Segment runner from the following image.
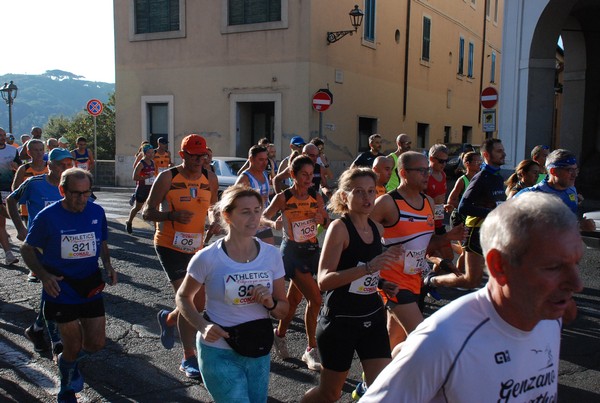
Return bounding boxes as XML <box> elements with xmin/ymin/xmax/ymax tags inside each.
<box><xmin>370</xmin><ymin>151</ymin><xmax>464</xmax><ymax>353</ymax></box>
<box><xmin>425</xmin><ymin>144</ymin><xmax>454</xmax><ymax>261</ymax></box>
<box><xmin>8</xmin><ymin>148</ymin><xmax>74</xmax><ymax>359</ymax></box>
<box><xmin>154</xmin><ymin>137</ymin><xmax>172</xmax><ymax>174</ymax></box>
<box><xmin>263</xmin><ymin>155</ymin><xmax>329</xmax><ymax>371</ymax></box>
<box><xmin>504</xmin><ymin>159</ymin><xmax>541</xmax><ymax>198</ymax></box>
<box><xmin>176</xmin><ymin>185</ymin><xmax>289</xmax><ymax>403</ymax></box>
<box><xmin>71</xmin><ymin>137</ymin><xmax>95</xmax><ymax>171</ymax></box>
<box><xmin>426</xmin><ymin>138</ymin><xmax>506</xmax><ymax>291</ymax></box>
<box><xmin>142</xmin><ymin>134</ymin><xmax>218</xmax><ymax>379</ymax></box>
<box><xmin>236</xmin><ymin>145</ymin><xmax>275</xmax><ymax>244</ymax></box>
<box><xmin>301</xmin><ymin>168</ymin><xmax>403</xmax><ymax>402</ymax></box>
<box><xmin>0</xmin><ymin>127</ymin><xmax>21</xmax><ymax>265</ymax></box>
<box><xmin>20</xmin><ymin>168</ymin><xmax>117</xmax><ymax>403</ymax></box>
<box><xmin>125</xmin><ymin>144</ymin><xmax>156</xmax><ymax>234</ymax></box>
<box><xmin>445</xmin><ymin>151</ymin><xmax>482</xmax><ymax>277</ymax></box>
<box><xmin>372</xmin><ymin>156</ymin><xmax>394</xmax><ymax>197</ymax></box>
<box><xmin>12</xmin><ymin>139</ymin><xmax>48</xmax><ymax>229</ymax></box>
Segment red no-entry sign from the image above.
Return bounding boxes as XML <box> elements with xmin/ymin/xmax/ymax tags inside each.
<box><xmin>312</xmin><ymin>90</ymin><xmax>332</xmax><ymax>112</ymax></box>
<box><xmin>481</xmin><ymin>87</ymin><xmax>499</xmax><ymax>109</ymax></box>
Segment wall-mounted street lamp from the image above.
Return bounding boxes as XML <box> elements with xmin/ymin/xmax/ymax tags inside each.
<box><xmin>326</xmin><ymin>5</ymin><xmax>364</xmax><ymax>44</ymax></box>
<box><xmin>0</xmin><ymin>81</ymin><xmax>18</xmax><ymax>133</ymax></box>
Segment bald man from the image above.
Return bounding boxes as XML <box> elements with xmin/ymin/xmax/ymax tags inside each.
<box><xmin>372</xmin><ymin>156</ymin><xmax>394</xmax><ymax>197</ymax></box>
<box><xmin>386</xmin><ymin>134</ymin><xmax>412</xmax><ymax>192</ymax></box>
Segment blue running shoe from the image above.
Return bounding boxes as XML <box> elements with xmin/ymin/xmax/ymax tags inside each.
<box><xmin>157</xmin><ymin>309</ymin><xmax>175</xmax><ymax>349</ymax></box>
<box><xmin>179</xmin><ymin>356</ymin><xmax>201</xmax><ymax>379</ymax></box>
<box><xmin>70</xmin><ymin>365</ymin><xmax>84</xmax><ymax>393</ymax></box>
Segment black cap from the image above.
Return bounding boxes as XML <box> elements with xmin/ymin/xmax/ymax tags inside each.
<box><xmin>158</xmin><ymin>137</ymin><xmax>168</xmax><ymax>144</ymax></box>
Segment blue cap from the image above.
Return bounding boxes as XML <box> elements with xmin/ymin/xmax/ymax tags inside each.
<box><xmin>290</xmin><ymin>136</ymin><xmax>306</xmax><ymax>147</ymax></box>
<box><xmin>49</xmin><ymin>148</ymin><xmax>73</xmax><ymax>162</ymax></box>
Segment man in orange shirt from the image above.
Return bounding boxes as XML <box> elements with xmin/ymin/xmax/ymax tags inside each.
<box><xmin>143</xmin><ymin>134</ymin><xmax>218</xmax><ymax>379</ymax></box>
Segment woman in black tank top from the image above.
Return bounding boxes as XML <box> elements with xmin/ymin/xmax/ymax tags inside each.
<box><xmin>302</xmin><ymin>168</ymin><xmax>404</xmax><ymax>402</ymax></box>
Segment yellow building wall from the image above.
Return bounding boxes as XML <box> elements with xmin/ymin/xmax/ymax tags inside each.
<box><xmin>114</xmin><ymin>0</ymin><xmax>502</xmax><ymax>184</ymax></box>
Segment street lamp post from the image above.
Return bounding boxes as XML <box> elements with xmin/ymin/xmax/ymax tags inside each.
<box><xmin>0</xmin><ymin>81</ymin><xmax>18</xmax><ymax>133</ymax></box>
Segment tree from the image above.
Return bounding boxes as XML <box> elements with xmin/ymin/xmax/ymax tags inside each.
<box><xmin>44</xmin><ymin>92</ymin><xmax>115</xmax><ymax>159</ymax></box>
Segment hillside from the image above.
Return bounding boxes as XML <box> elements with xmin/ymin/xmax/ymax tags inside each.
<box><xmin>0</xmin><ymin>70</ymin><xmax>114</xmax><ymax>138</ymax></box>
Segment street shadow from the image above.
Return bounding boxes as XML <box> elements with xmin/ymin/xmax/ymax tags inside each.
<box><xmin>558</xmin><ymin>384</ymin><xmax>600</xmax><ymax>403</ymax></box>
<box><xmin>77</xmin><ymin>338</ymin><xmax>212</xmax><ymax>402</ymax></box>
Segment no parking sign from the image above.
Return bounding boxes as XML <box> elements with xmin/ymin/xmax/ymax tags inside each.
<box><xmin>86</xmin><ymin>99</ymin><xmax>103</xmax><ymax>116</ymax></box>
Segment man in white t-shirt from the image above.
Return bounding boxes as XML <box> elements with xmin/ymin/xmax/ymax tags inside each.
<box><xmin>362</xmin><ymin>192</ymin><xmax>583</xmax><ymax>402</ymax></box>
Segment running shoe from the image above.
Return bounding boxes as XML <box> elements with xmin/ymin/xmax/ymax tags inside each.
<box><xmin>27</xmin><ymin>272</ymin><xmax>40</xmax><ymax>283</ymax></box>
<box><xmin>301</xmin><ymin>347</ymin><xmax>322</xmax><ymax>372</ymax></box>
<box><xmin>25</xmin><ymin>325</ymin><xmax>50</xmax><ymax>352</ymax></box>
<box><xmin>157</xmin><ymin>309</ymin><xmax>175</xmax><ymax>349</ymax></box>
<box><xmin>5</xmin><ymin>250</ymin><xmax>18</xmax><ymax>266</ymax></box>
<box><xmin>57</xmin><ymin>390</ymin><xmax>77</xmax><ymax>403</ymax></box>
<box><xmin>352</xmin><ymin>381</ymin><xmax>368</xmax><ymax>400</ymax></box>
<box><xmin>71</xmin><ymin>366</ymin><xmax>84</xmax><ymax>393</ymax></box>
<box><xmin>272</xmin><ymin>328</ymin><xmax>290</xmax><ymax>359</ymax></box>
<box><xmin>423</xmin><ymin>272</ymin><xmax>442</xmax><ymax>301</ymax></box>
<box><xmin>125</xmin><ymin>221</ymin><xmax>133</xmax><ymax>234</ymax></box>
<box><xmin>179</xmin><ymin>356</ymin><xmax>201</xmax><ymax>379</ymax></box>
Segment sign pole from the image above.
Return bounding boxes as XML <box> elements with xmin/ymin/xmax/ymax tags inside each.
<box><xmin>85</xmin><ymin>98</ymin><xmax>104</xmax><ymax>186</ymax></box>
<box><xmin>93</xmin><ymin>115</ymin><xmax>97</xmax><ymax>184</ymax></box>
<box><xmin>319</xmin><ymin>112</ymin><xmax>323</xmax><ymax>139</ymax></box>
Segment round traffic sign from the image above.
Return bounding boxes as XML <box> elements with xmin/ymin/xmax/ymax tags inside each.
<box><xmin>481</xmin><ymin>87</ymin><xmax>499</xmax><ymax>109</ymax></box>
<box><xmin>87</xmin><ymin>99</ymin><xmax>104</xmax><ymax>116</ymax></box>
<box><xmin>312</xmin><ymin>91</ymin><xmax>332</xmax><ymax>112</ymax></box>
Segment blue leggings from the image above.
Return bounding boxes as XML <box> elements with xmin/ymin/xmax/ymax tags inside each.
<box><xmin>198</xmin><ymin>342</ymin><xmax>270</xmax><ymax>403</ymax></box>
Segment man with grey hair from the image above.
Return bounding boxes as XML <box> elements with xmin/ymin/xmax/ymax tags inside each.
<box><xmin>386</xmin><ymin>133</ymin><xmax>412</xmax><ymax>191</ymax></box>
<box><xmin>362</xmin><ymin>192</ymin><xmax>583</xmax><ymax>402</ymax></box>
<box><xmin>351</xmin><ymin>133</ymin><xmax>384</xmax><ymax>168</ymax></box>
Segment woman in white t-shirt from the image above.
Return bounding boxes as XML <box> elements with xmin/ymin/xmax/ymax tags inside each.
<box><xmin>176</xmin><ymin>185</ymin><xmax>288</xmax><ymax>403</ymax></box>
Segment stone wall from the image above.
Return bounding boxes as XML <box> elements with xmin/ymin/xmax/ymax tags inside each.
<box><xmin>95</xmin><ymin>160</ymin><xmax>115</xmax><ymax>186</ymax></box>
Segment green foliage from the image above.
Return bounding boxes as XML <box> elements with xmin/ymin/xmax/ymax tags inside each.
<box><xmin>0</xmin><ymin>70</ymin><xmax>114</xmax><ymax>140</ymax></box>
<box><xmin>45</xmin><ymin>92</ymin><xmax>115</xmax><ymax>159</ymax></box>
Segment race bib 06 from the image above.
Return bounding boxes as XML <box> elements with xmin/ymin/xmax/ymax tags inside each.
<box><xmin>172</xmin><ymin>231</ymin><xmax>202</xmax><ymax>253</ymax></box>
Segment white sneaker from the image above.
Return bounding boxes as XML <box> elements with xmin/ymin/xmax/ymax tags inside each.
<box><xmin>272</xmin><ymin>328</ymin><xmax>290</xmax><ymax>359</ymax></box>
<box><xmin>5</xmin><ymin>251</ymin><xmax>18</xmax><ymax>265</ymax></box>
<box><xmin>302</xmin><ymin>347</ymin><xmax>322</xmax><ymax>371</ymax></box>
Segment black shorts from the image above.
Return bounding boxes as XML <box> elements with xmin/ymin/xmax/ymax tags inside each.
<box><xmin>44</xmin><ymin>298</ymin><xmax>105</xmax><ymax>324</ymax></box>
<box><xmin>280</xmin><ymin>239</ymin><xmax>319</xmax><ymax>279</ymax></box>
<box><xmin>316</xmin><ymin>307</ymin><xmax>391</xmax><ymax>372</ymax></box>
<box><xmin>463</xmin><ymin>226</ymin><xmax>482</xmax><ymax>255</ymax></box>
<box><xmin>385</xmin><ymin>289</ymin><xmax>420</xmax><ymax>309</ymax></box>
<box><xmin>155</xmin><ymin>245</ymin><xmax>194</xmax><ymax>282</ymax></box>
<box><xmin>135</xmin><ymin>185</ymin><xmax>151</xmax><ymax>204</ymax></box>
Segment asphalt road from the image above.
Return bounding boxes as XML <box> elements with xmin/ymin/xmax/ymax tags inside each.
<box><xmin>0</xmin><ymin>190</ymin><xmax>599</xmax><ymax>402</ymax></box>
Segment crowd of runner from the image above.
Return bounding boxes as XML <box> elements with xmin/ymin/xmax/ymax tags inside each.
<box><xmin>4</xmin><ymin>126</ymin><xmax>589</xmax><ymax>402</ymax></box>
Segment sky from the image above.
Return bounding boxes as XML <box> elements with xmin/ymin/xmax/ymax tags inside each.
<box><xmin>0</xmin><ymin>1</ymin><xmax>115</xmax><ymax>83</ymax></box>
